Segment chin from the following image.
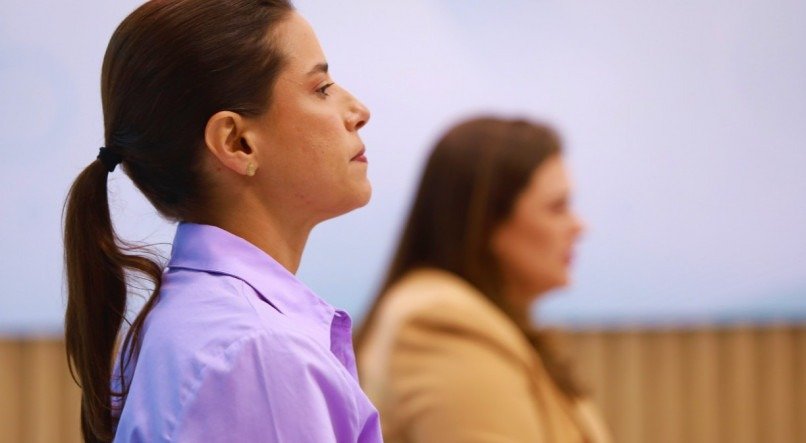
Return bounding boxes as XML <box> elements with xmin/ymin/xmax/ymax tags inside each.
<box><xmin>356</xmin><ymin>181</ymin><xmax>372</xmax><ymax>206</ymax></box>
<box><xmin>542</xmin><ymin>274</ymin><xmax>570</xmax><ymax>293</ymax></box>
<box><xmin>326</xmin><ymin>183</ymin><xmax>372</xmax><ymax>220</ymax></box>
<box><xmin>556</xmin><ymin>272</ymin><xmax>571</xmax><ymax>287</ymax></box>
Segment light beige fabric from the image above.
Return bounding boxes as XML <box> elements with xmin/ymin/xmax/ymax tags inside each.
<box><xmin>358</xmin><ymin>268</ymin><xmax>611</xmax><ymax>443</ymax></box>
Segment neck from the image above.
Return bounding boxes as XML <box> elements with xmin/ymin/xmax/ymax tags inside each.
<box><xmin>501</xmin><ymin>278</ymin><xmax>547</xmax><ymax>325</ymax></box>
<box><xmin>198</xmin><ymin>199</ymin><xmax>316</xmax><ymax>275</ymax></box>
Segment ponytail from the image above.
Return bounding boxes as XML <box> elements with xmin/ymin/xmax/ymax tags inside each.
<box><xmin>63</xmin><ymin>159</ymin><xmax>163</xmax><ymax>442</ymax></box>
<box><xmin>65</xmin><ymin>0</ymin><xmax>295</xmax><ymax>439</ymax></box>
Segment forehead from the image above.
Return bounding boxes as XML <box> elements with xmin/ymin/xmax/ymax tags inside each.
<box><xmin>274</xmin><ymin>12</ymin><xmax>326</xmax><ymax>75</ymax></box>
<box><xmin>527</xmin><ymin>156</ymin><xmax>570</xmax><ymax>198</ymax></box>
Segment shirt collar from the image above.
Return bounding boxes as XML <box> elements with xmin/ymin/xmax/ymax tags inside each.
<box><xmin>167</xmin><ymin>222</ymin><xmax>336</xmax><ymax>339</ymax></box>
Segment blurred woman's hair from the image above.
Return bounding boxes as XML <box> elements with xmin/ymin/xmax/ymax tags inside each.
<box><xmin>356</xmin><ymin>116</ymin><xmax>584</xmax><ymax>398</ymax></box>
<box><xmin>63</xmin><ymin>1</ymin><xmax>293</xmax><ymax>441</ymax></box>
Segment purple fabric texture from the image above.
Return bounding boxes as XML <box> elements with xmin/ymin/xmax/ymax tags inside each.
<box><xmin>112</xmin><ymin>223</ymin><xmax>382</xmax><ymax>442</ymax></box>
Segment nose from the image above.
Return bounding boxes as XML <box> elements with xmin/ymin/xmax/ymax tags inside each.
<box><xmin>346</xmin><ymin>93</ymin><xmax>370</xmax><ymax>132</ymax></box>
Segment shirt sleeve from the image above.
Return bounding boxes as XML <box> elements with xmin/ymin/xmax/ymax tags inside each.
<box><xmin>170</xmin><ymin>331</ymin><xmax>358</xmax><ymax>442</ymax></box>
<box><xmin>389</xmin><ymin>311</ymin><xmax>546</xmax><ymax>443</ymax></box>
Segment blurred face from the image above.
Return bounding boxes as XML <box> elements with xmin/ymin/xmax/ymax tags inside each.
<box><xmin>490</xmin><ymin>156</ymin><xmax>584</xmax><ymax>306</ymax></box>
<box><xmin>248</xmin><ymin>12</ymin><xmax>371</xmax><ymax>224</ymax></box>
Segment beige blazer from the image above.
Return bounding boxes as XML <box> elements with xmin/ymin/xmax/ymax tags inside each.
<box><xmin>358</xmin><ymin>268</ymin><xmax>611</xmax><ymax>443</ymax></box>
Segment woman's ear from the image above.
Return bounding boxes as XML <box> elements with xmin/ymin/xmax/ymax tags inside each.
<box><xmin>204</xmin><ymin>111</ymin><xmax>257</xmax><ymax>176</ymax></box>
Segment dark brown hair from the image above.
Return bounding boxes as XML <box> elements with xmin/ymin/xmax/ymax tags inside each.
<box><xmin>355</xmin><ymin>116</ymin><xmax>584</xmax><ymax>398</ymax></box>
<box><xmin>63</xmin><ymin>1</ymin><xmax>293</xmax><ymax>441</ymax></box>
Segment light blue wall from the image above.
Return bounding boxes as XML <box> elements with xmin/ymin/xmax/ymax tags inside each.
<box><xmin>1</xmin><ymin>0</ymin><xmax>804</xmax><ymax>334</ymax></box>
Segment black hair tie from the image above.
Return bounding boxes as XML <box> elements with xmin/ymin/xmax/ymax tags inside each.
<box><xmin>97</xmin><ymin>147</ymin><xmax>123</xmax><ymax>173</ymax></box>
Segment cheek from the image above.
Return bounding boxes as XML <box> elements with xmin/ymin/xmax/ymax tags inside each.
<box><xmin>496</xmin><ymin>220</ymin><xmax>546</xmax><ymax>269</ymax></box>
<box><xmin>291</xmin><ymin>116</ymin><xmax>348</xmax><ymax>175</ymax></box>
<box><xmin>293</xmin><ymin>105</ymin><xmax>344</xmax><ymax>139</ymax></box>
<box><xmin>271</xmin><ymin>121</ymin><xmax>338</xmax><ymax>176</ymax></box>
<box><xmin>267</xmin><ymin>99</ymin><xmax>342</xmax><ymax>148</ymax></box>
<box><xmin>494</xmin><ymin>216</ymin><xmax>566</xmax><ymax>284</ymax></box>
<box><xmin>519</xmin><ymin>230</ymin><xmax>555</xmax><ymax>273</ymax></box>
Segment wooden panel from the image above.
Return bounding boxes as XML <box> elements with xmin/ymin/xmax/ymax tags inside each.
<box><xmin>644</xmin><ymin>330</ymin><xmax>683</xmax><ymax>443</ymax></box>
<box><xmin>22</xmin><ymin>339</ymin><xmax>65</xmax><ymax>443</ymax></box>
<box><xmin>570</xmin><ymin>331</ymin><xmax>609</xmax><ymax>411</ymax></box>
<box><xmin>63</xmin><ymin>363</ymin><xmax>83</xmax><ymax>443</ymax></box>
<box><xmin>796</xmin><ymin>327</ymin><xmax>806</xmax><ymax>443</ymax></box>
<box><xmin>564</xmin><ymin>325</ymin><xmax>806</xmax><ymax>443</ymax></box>
<box><xmin>758</xmin><ymin>326</ymin><xmax>795</xmax><ymax>443</ymax></box>
<box><xmin>3</xmin><ymin>324</ymin><xmax>805</xmax><ymax>443</ymax></box>
<box><xmin>606</xmin><ymin>330</ymin><xmax>645</xmax><ymax>443</ymax></box>
<box><xmin>684</xmin><ymin>328</ymin><xmax>720</xmax><ymax>443</ymax></box>
<box><xmin>721</xmin><ymin>327</ymin><xmax>759</xmax><ymax>443</ymax></box>
<box><xmin>0</xmin><ymin>340</ymin><xmax>23</xmax><ymax>443</ymax></box>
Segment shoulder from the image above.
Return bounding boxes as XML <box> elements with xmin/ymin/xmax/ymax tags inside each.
<box><xmin>143</xmin><ymin>268</ymin><xmax>289</xmax><ymax>357</ymax></box>
<box><xmin>361</xmin><ymin>270</ymin><xmax>548</xmax><ymax>442</ymax></box>
<box><xmin>172</xmin><ymin>330</ymin><xmax>370</xmax><ymax>441</ymax></box>
<box><xmin>184</xmin><ymin>328</ymin><xmax>348</xmax><ymax>395</ymax></box>
<box><xmin>149</xmin><ymin>266</ymin><xmax>351</xmax><ymax>372</ymax></box>
<box><xmin>118</xmin><ymin>330</ymin><xmax>357</xmax><ymax>442</ymax></box>
<box><xmin>119</xmin><ymin>308</ymin><xmax>352</xmax><ymax>442</ymax></box>
<box><xmin>363</xmin><ymin>268</ymin><xmax>535</xmax><ymax>373</ymax></box>
<box><xmin>388</xmin><ymin>269</ymin><xmax>530</xmax><ymax>354</ymax></box>
<box><xmin>124</xmin><ymin>269</ymin><xmax>341</xmax><ymax>404</ymax></box>
<box><xmin>382</xmin><ymin>269</ymin><xmax>504</xmax><ymax>322</ymax></box>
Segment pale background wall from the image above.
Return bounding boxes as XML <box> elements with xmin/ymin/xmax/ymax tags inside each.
<box><xmin>1</xmin><ymin>0</ymin><xmax>805</xmax><ymax>334</ymax></box>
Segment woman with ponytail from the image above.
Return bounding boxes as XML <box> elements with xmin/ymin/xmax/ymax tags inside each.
<box><xmin>355</xmin><ymin>117</ymin><xmax>611</xmax><ymax>442</ymax></box>
<box><xmin>63</xmin><ymin>1</ymin><xmax>379</xmax><ymax>442</ymax></box>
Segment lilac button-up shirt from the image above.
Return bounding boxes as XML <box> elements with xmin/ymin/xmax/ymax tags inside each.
<box><xmin>113</xmin><ymin>223</ymin><xmax>382</xmax><ymax>442</ymax></box>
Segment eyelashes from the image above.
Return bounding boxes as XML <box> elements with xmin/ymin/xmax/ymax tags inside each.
<box><xmin>316</xmin><ymin>82</ymin><xmax>335</xmax><ymax>97</ymax></box>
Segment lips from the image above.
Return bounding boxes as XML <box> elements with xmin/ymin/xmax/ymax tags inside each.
<box><xmin>351</xmin><ymin>147</ymin><xmax>367</xmax><ymax>163</ymax></box>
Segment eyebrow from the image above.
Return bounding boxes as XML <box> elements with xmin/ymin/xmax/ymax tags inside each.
<box><xmin>307</xmin><ymin>62</ymin><xmax>329</xmax><ymax>76</ymax></box>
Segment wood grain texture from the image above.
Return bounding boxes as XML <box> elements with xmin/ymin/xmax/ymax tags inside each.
<box><xmin>758</xmin><ymin>326</ymin><xmax>795</xmax><ymax>443</ymax></box>
<box><xmin>2</xmin><ymin>324</ymin><xmax>804</xmax><ymax>443</ymax></box>
<box><xmin>23</xmin><ymin>339</ymin><xmax>64</xmax><ymax>443</ymax></box>
<box><xmin>723</xmin><ymin>327</ymin><xmax>759</xmax><ymax>443</ymax></box>
<box><xmin>796</xmin><ymin>327</ymin><xmax>806</xmax><ymax>443</ymax></box>
<box><xmin>0</xmin><ymin>340</ymin><xmax>23</xmax><ymax>443</ymax></box>
<box><xmin>685</xmin><ymin>328</ymin><xmax>720</xmax><ymax>443</ymax></box>
<box><xmin>63</xmin><ymin>363</ymin><xmax>82</xmax><ymax>443</ymax></box>
<box><xmin>648</xmin><ymin>330</ymin><xmax>683</xmax><ymax>443</ymax></box>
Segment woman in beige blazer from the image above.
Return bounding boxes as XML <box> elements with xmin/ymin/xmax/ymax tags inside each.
<box><xmin>355</xmin><ymin>117</ymin><xmax>611</xmax><ymax>443</ymax></box>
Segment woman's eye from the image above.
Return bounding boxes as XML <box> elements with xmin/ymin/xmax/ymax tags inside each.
<box><xmin>316</xmin><ymin>82</ymin><xmax>335</xmax><ymax>97</ymax></box>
